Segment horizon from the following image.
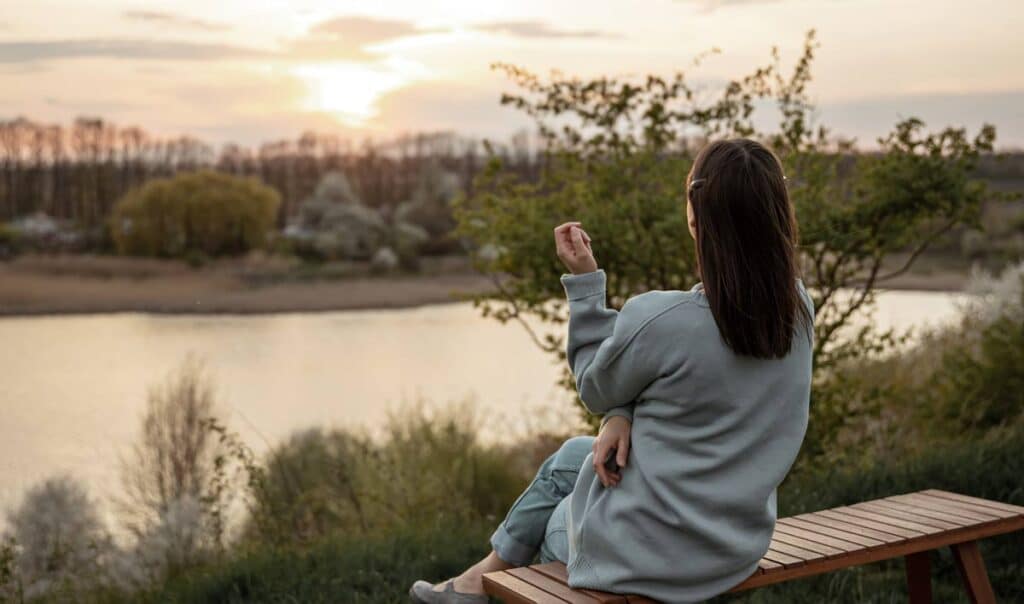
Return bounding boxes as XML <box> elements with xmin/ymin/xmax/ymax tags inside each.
<box><xmin>1</xmin><ymin>0</ymin><xmax>1023</xmax><ymax>149</ymax></box>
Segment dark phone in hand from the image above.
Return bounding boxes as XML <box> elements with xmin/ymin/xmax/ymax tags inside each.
<box><xmin>603</xmin><ymin>448</ymin><xmax>620</xmax><ymax>473</ymax></box>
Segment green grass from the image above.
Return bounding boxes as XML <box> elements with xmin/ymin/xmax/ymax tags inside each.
<box><xmin>132</xmin><ymin>521</ymin><xmax>493</xmax><ymax>604</ymax></box>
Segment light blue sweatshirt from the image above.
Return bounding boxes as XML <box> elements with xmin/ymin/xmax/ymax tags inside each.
<box><xmin>560</xmin><ymin>269</ymin><xmax>813</xmax><ymax>603</ymax></box>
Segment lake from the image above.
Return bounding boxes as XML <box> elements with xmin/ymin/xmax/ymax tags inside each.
<box><xmin>0</xmin><ymin>290</ymin><xmax>966</xmax><ymax>516</ymax></box>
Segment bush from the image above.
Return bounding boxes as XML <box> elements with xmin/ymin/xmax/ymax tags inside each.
<box><xmin>395</xmin><ymin>163</ymin><xmax>461</xmax><ymax>254</ymax></box>
<box><xmin>0</xmin><ymin>222</ymin><xmax>18</xmax><ymax>259</ymax></box>
<box><xmin>248</xmin><ymin>403</ymin><xmax>531</xmax><ymax>546</ymax></box>
<box><xmin>922</xmin><ymin>262</ymin><xmax>1024</xmax><ymax>435</ymax></box>
<box><xmin>109</xmin><ymin>170</ymin><xmax>280</xmax><ymax>258</ymax></box>
<box><xmin>287</xmin><ymin>170</ymin><xmax>430</xmax><ymax>267</ymax></box>
<box><xmin>139</xmin><ymin>521</ymin><xmax>494</xmax><ymax>604</ymax></box>
<box><xmin>116</xmin><ymin>357</ymin><xmax>245</xmax><ymax>589</ymax></box>
<box><xmin>2</xmin><ymin>475</ymin><xmax>113</xmax><ymax>600</ymax></box>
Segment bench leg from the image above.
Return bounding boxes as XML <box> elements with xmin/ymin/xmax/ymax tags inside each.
<box><xmin>951</xmin><ymin>541</ymin><xmax>996</xmax><ymax>604</ymax></box>
<box><xmin>905</xmin><ymin>551</ymin><xmax>932</xmax><ymax>604</ymax></box>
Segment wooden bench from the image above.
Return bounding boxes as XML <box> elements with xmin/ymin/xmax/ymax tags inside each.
<box><xmin>483</xmin><ymin>489</ymin><xmax>1024</xmax><ymax>604</ymax></box>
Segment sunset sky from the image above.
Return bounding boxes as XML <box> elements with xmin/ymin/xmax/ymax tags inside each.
<box><xmin>2</xmin><ymin>0</ymin><xmax>1022</xmax><ymax>148</ymax></box>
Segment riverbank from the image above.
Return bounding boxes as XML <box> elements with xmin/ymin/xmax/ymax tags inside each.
<box><xmin>0</xmin><ymin>253</ymin><xmax>971</xmax><ymax>316</ymax></box>
<box><xmin>0</xmin><ymin>254</ymin><xmax>496</xmax><ymax>316</ymax></box>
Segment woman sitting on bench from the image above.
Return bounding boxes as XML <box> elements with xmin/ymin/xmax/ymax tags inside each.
<box><xmin>410</xmin><ymin>138</ymin><xmax>815</xmax><ymax>604</ymax></box>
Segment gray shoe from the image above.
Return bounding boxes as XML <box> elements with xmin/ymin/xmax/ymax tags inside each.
<box><xmin>409</xmin><ymin>579</ymin><xmax>489</xmax><ymax>603</ymax></box>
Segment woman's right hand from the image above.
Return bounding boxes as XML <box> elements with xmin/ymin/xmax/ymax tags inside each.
<box><xmin>554</xmin><ymin>222</ymin><xmax>598</xmax><ymax>275</ymax></box>
<box><xmin>592</xmin><ymin>415</ymin><xmax>631</xmax><ymax>488</ymax></box>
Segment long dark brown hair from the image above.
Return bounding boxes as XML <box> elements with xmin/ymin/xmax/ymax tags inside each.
<box><xmin>687</xmin><ymin>139</ymin><xmax>812</xmax><ymax>359</ymax></box>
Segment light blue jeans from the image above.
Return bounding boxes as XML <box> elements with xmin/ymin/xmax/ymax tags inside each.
<box><xmin>489</xmin><ymin>435</ymin><xmax>595</xmax><ymax>566</ymax></box>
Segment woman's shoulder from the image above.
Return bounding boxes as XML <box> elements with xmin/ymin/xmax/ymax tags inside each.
<box><xmin>620</xmin><ymin>288</ymin><xmax>705</xmax><ymax>330</ymax></box>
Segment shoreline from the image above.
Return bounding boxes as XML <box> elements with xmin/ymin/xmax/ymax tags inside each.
<box><xmin>0</xmin><ymin>254</ymin><xmax>970</xmax><ymax>318</ymax></box>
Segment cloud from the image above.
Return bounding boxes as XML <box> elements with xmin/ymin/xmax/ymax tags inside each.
<box><xmin>122</xmin><ymin>10</ymin><xmax>229</xmax><ymax>32</ymax></box>
<box><xmin>0</xmin><ymin>16</ymin><xmax>435</xmax><ymax>65</ymax></box>
<box><xmin>288</xmin><ymin>16</ymin><xmax>443</xmax><ymax>61</ymax></box>
<box><xmin>473</xmin><ymin>20</ymin><xmax>615</xmax><ymax>39</ymax></box>
<box><xmin>372</xmin><ymin>79</ymin><xmax>532</xmax><ymax>138</ymax></box>
<box><xmin>0</xmin><ymin>39</ymin><xmax>271</xmax><ymax>63</ymax></box>
<box><xmin>0</xmin><ymin>15</ymin><xmax>615</xmax><ymax>67</ymax></box>
<box><xmin>676</xmin><ymin>0</ymin><xmax>784</xmax><ymax>13</ymax></box>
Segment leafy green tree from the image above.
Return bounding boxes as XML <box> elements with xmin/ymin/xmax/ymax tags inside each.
<box><xmin>110</xmin><ymin>170</ymin><xmax>280</xmax><ymax>258</ymax></box>
<box><xmin>454</xmin><ymin>32</ymin><xmax>997</xmax><ymax>455</ymax></box>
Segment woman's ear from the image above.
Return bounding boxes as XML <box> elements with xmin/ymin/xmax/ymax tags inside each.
<box><xmin>686</xmin><ymin>200</ymin><xmax>697</xmax><ymax>240</ymax></box>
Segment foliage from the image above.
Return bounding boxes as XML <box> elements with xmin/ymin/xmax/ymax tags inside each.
<box><xmin>454</xmin><ymin>32</ymin><xmax>998</xmax><ymax>442</ymax></box>
<box><xmin>52</xmin><ymin>422</ymin><xmax>1024</xmax><ymax>603</ymax></box>
<box><xmin>2</xmin><ymin>475</ymin><xmax>113</xmax><ymax>600</ymax></box>
<box><xmin>920</xmin><ymin>262</ymin><xmax>1024</xmax><ymax>436</ymax></box>
<box><xmin>0</xmin><ymin>221</ymin><xmax>17</xmax><ymax>259</ymax></box>
<box><xmin>135</xmin><ymin>521</ymin><xmax>494</xmax><ymax>604</ymax></box>
<box><xmin>116</xmin><ymin>356</ymin><xmax>240</xmax><ymax>586</ymax></box>
<box><xmin>109</xmin><ymin>170</ymin><xmax>280</xmax><ymax>258</ymax></box>
<box><xmin>789</xmin><ymin>261</ymin><xmax>1024</xmax><ymax>469</ymax></box>
<box><xmin>287</xmin><ymin>170</ymin><xmax>428</xmax><ymax>268</ymax></box>
<box><xmin>395</xmin><ymin>162</ymin><xmax>462</xmax><ymax>254</ymax></box>
<box><xmin>246</xmin><ymin>403</ymin><xmax>532</xmax><ymax>546</ymax></box>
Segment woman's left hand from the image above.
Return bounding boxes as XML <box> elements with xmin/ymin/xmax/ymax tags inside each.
<box><xmin>592</xmin><ymin>415</ymin><xmax>630</xmax><ymax>488</ymax></box>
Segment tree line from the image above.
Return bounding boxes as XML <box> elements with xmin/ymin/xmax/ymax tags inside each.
<box><xmin>2</xmin><ymin>116</ymin><xmax>1020</xmax><ymax>233</ymax></box>
<box><xmin>0</xmin><ymin>117</ymin><xmax>541</xmax><ymax>228</ymax></box>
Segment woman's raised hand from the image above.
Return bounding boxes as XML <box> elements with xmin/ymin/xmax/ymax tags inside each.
<box><xmin>553</xmin><ymin>222</ymin><xmax>598</xmax><ymax>275</ymax></box>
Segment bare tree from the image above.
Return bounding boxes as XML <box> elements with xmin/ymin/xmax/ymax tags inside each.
<box><xmin>118</xmin><ymin>355</ymin><xmax>222</xmax><ymax>543</ymax></box>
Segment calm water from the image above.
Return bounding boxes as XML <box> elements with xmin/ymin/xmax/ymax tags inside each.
<box><xmin>0</xmin><ymin>291</ymin><xmax>965</xmax><ymax>514</ymax></box>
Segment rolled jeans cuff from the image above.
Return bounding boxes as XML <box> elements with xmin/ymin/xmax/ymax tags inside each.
<box><xmin>490</xmin><ymin>522</ymin><xmax>537</xmax><ymax>567</ymax></box>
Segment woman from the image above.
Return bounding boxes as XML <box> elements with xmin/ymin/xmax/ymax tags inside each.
<box><xmin>411</xmin><ymin>138</ymin><xmax>814</xmax><ymax>603</ymax></box>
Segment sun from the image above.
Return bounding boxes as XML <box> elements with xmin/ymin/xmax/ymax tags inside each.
<box><xmin>293</xmin><ymin>62</ymin><xmax>408</xmax><ymax>126</ymax></box>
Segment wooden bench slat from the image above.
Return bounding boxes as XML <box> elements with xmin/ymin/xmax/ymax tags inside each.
<box><xmin>531</xmin><ymin>562</ymin><xmax>628</xmax><ymax>603</ymax></box>
<box><xmin>830</xmin><ymin>507</ymin><xmax>939</xmax><ymax>536</ymax></box>
<box><xmin>905</xmin><ymin>492</ymin><xmax>1019</xmax><ymax>520</ymax></box>
<box><xmin>813</xmin><ymin>509</ymin><xmax>924</xmax><ymax>539</ymax></box>
<box><xmin>768</xmin><ymin>539</ymin><xmax>829</xmax><ymax>562</ymax></box>
<box><xmin>780</xmin><ymin>516</ymin><xmax>891</xmax><ymax>547</ymax></box>
<box><xmin>892</xmin><ymin>495</ymin><xmax>1003</xmax><ymax>524</ymax></box>
<box><xmin>773</xmin><ymin>522</ymin><xmax>869</xmax><ymax>552</ymax></box>
<box><xmin>757</xmin><ymin>558</ymin><xmax>783</xmax><ymax>572</ymax></box>
<box><xmin>855</xmin><ymin>501</ymin><xmax>964</xmax><ymax>530</ymax></box>
<box><xmin>923</xmin><ymin>489</ymin><xmax>1024</xmax><ymax>516</ymax></box>
<box><xmin>761</xmin><ymin>549</ymin><xmax>806</xmax><ymax>567</ymax></box>
<box><xmin>771</xmin><ymin>530</ymin><xmax>847</xmax><ymax>557</ymax></box>
<box><xmin>484</xmin><ymin>570</ymin><xmax>570</xmax><ymax>603</ymax></box>
<box><xmin>508</xmin><ymin>567</ymin><xmax>602</xmax><ymax>603</ymax></box>
<box><xmin>878</xmin><ymin>497</ymin><xmax>997</xmax><ymax>526</ymax></box>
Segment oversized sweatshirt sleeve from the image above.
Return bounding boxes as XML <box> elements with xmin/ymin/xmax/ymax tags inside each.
<box><xmin>560</xmin><ymin>269</ymin><xmax>665</xmax><ymax>416</ymax></box>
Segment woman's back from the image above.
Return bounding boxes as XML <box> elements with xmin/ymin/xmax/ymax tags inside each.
<box><xmin>561</xmin><ymin>271</ymin><xmax>814</xmax><ymax>602</ymax></box>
